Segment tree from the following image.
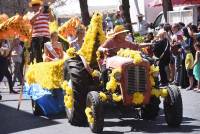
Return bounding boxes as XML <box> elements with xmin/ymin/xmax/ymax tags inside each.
<box><xmin>79</xmin><ymin>0</ymin><xmax>90</xmax><ymax>26</ymax></box>
<box><xmin>121</xmin><ymin>0</ymin><xmax>134</xmax><ymax>40</ymax></box>
<box><xmin>162</xmin><ymin>0</ymin><xmax>173</xmax><ymax>22</ymax></box>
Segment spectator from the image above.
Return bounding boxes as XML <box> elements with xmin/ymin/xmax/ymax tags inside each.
<box><xmin>192</xmin><ymin>42</ymin><xmax>200</xmax><ymax>92</ymax></box>
<box><xmin>11</xmin><ymin>38</ymin><xmax>23</xmax><ymax>86</ymax></box>
<box><xmin>171</xmin><ymin>23</ymin><xmax>184</xmax><ymax>86</ymax></box>
<box><xmin>142</xmin><ymin>31</ymin><xmax>170</xmax><ymax>87</ymax></box>
<box><xmin>185</xmin><ymin>45</ymin><xmax>194</xmax><ymax>90</ymax></box>
<box><xmin>137</xmin><ymin>14</ymin><xmax>149</xmax><ymax>36</ymax></box>
<box><xmin>29</xmin><ymin>0</ymin><xmax>55</xmax><ymax>63</ymax></box>
<box><xmin>105</xmin><ymin>15</ymin><xmax>114</xmax><ymax>32</ymax></box>
<box><xmin>0</xmin><ymin>40</ymin><xmax>17</xmax><ymax>94</ymax></box>
<box><xmin>43</xmin><ymin>32</ymin><xmax>63</xmax><ymax>62</ymax></box>
<box><xmin>114</xmin><ymin>11</ymin><xmax>124</xmax><ymax>26</ymax></box>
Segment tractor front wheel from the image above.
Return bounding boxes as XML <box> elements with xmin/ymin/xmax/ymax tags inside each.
<box><xmin>164</xmin><ymin>85</ymin><xmax>183</xmax><ymax>127</ymax></box>
<box><xmin>86</xmin><ymin>91</ymin><xmax>104</xmax><ymax>133</ymax></box>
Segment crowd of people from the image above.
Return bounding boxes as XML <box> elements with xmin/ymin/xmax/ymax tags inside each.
<box><xmin>1</xmin><ymin>0</ymin><xmax>200</xmax><ymax>101</ymax></box>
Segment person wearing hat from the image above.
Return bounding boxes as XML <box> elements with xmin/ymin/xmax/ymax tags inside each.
<box><xmin>29</xmin><ymin>0</ymin><xmax>55</xmax><ymax>63</ymax></box>
<box><xmin>137</xmin><ymin>14</ymin><xmax>150</xmax><ymax>36</ymax></box>
<box><xmin>98</xmin><ymin>25</ymin><xmax>139</xmax><ymax>90</ymax></box>
<box><xmin>99</xmin><ymin>25</ymin><xmax>138</xmax><ymax>56</ymax></box>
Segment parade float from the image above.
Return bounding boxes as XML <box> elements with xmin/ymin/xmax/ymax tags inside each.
<box><xmin>25</xmin><ymin>12</ymin><xmax>183</xmax><ymax>133</ymax></box>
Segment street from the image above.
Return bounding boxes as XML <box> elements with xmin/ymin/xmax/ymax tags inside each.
<box><xmin>0</xmin><ymin>82</ymin><xmax>200</xmax><ymax>134</ymax></box>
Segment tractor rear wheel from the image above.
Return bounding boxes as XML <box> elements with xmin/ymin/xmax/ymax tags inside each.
<box><xmin>86</xmin><ymin>91</ymin><xmax>104</xmax><ymax>133</ymax></box>
<box><xmin>64</xmin><ymin>56</ymin><xmax>94</xmax><ymax>126</ymax></box>
<box><xmin>142</xmin><ymin>96</ymin><xmax>160</xmax><ymax>120</ymax></box>
<box><xmin>164</xmin><ymin>85</ymin><xmax>182</xmax><ymax>127</ymax></box>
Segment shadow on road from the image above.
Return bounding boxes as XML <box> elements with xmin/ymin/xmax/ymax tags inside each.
<box><xmin>0</xmin><ymin>103</ymin><xmax>60</xmax><ymax>134</ymax></box>
<box><xmin>103</xmin><ymin>108</ymin><xmax>200</xmax><ymax>133</ymax></box>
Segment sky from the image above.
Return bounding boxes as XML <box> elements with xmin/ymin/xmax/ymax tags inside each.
<box><xmin>53</xmin><ymin>0</ymin><xmax>121</xmax><ymax>17</ymax></box>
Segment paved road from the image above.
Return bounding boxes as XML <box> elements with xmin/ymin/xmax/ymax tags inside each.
<box><xmin>0</xmin><ymin>82</ymin><xmax>200</xmax><ymax>134</ymax></box>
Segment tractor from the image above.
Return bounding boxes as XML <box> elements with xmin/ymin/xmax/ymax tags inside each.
<box><xmin>63</xmin><ymin>47</ymin><xmax>183</xmax><ymax>133</ymax></box>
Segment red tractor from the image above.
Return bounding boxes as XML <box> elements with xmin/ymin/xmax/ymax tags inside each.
<box><xmin>63</xmin><ymin>49</ymin><xmax>183</xmax><ymax>133</ymax></box>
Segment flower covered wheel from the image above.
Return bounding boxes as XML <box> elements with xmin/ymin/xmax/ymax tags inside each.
<box><xmin>86</xmin><ymin>91</ymin><xmax>104</xmax><ymax>133</ymax></box>
<box><xmin>164</xmin><ymin>85</ymin><xmax>183</xmax><ymax>127</ymax></box>
<box><xmin>64</xmin><ymin>56</ymin><xmax>94</xmax><ymax>126</ymax></box>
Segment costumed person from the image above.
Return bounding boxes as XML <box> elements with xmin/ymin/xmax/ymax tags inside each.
<box><xmin>185</xmin><ymin>45</ymin><xmax>194</xmax><ymax>90</ymax></box>
<box><xmin>0</xmin><ymin>40</ymin><xmax>18</xmax><ymax>94</ymax></box>
<box><xmin>43</xmin><ymin>32</ymin><xmax>64</xmax><ymax>62</ymax></box>
<box><xmin>68</xmin><ymin>26</ymin><xmax>85</xmax><ymax>51</ymax></box>
<box><xmin>137</xmin><ymin>14</ymin><xmax>150</xmax><ymax>36</ymax></box>
<box><xmin>11</xmin><ymin>38</ymin><xmax>23</xmax><ymax>86</ymax></box>
<box><xmin>98</xmin><ymin>25</ymin><xmax>139</xmax><ymax>90</ymax></box>
<box><xmin>192</xmin><ymin>42</ymin><xmax>200</xmax><ymax>92</ymax></box>
<box><xmin>28</xmin><ymin>0</ymin><xmax>55</xmax><ymax>63</ymax></box>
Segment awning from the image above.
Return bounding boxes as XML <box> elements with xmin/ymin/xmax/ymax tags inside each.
<box><xmin>148</xmin><ymin>0</ymin><xmax>200</xmax><ymax>7</ymax></box>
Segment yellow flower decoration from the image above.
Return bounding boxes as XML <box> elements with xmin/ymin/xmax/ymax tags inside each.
<box><xmin>117</xmin><ymin>48</ymin><xmax>143</xmax><ymax>64</ymax></box>
<box><xmin>132</xmin><ymin>92</ymin><xmax>144</xmax><ymax>105</ymax></box>
<box><xmin>91</xmin><ymin>70</ymin><xmax>101</xmax><ymax>78</ymax></box>
<box><xmin>25</xmin><ymin>59</ymin><xmax>65</xmax><ymax>89</ymax></box>
<box><xmin>67</xmin><ymin>47</ymin><xmax>77</xmax><ymax>58</ymax></box>
<box><xmin>78</xmin><ymin>12</ymin><xmax>106</xmax><ymax>68</ymax></box>
<box><xmin>112</xmin><ymin>93</ymin><xmax>122</xmax><ymax>102</ymax></box>
<box><xmin>99</xmin><ymin>92</ymin><xmax>107</xmax><ymax>102</ymax></box>
<box><xmin>151</xmin><ymin>88</ymin><xmax>160</xmax><ymax>97</ymax></box>
<box><xmin>106</xmin><ymin>77</ymin><xmax>118</xmax><ymax>93</ymax></box>
<box><xmin>160</xmin><ymin>88</ymin><xmax>168</xmax><ymax>97</ymax></box>
<box><xmin>150</xmin><ymin>65</ymin><xmax>159</xmax><ymax>76</ymax></box>
<box><xmin>150</xmin><ymin>75</ymin><xmax>155</xmax><ymax>87</ymax></box>
<box><xmin>85</xmin><ymin>107</ymin><xmax>94</xmax><ymax>124</ymax></box>
<box><xmin>64</xmin><ymin>95</ymin><xmax>74</xmax><ymax>109</ymax></box>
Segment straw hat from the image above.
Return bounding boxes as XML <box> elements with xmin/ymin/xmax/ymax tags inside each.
<box><xmin>29</xmin><ymin>0</ymin><xmax>43</xmax><ymax>7</ymax></box>
<box><xmin>109</xmin><ymin>25</ymin><xmax>129</xmax><ymax>37</ymax></box>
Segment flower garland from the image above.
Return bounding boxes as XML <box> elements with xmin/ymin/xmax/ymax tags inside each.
<box><xmin>132</xmin><ymin>92</ymin><xmax>144</xmax><ymax>105</ymax></box>
<box><xmin>25</xmin><ymin>59</ymin><xmax>65</xmax><ymax>89</ymax></box>
<box><xmin>78</xmin><ymin>12</ymin><xmax>106</xmax><ymax>68</ymax></box>
<box><xmin>149</xmin><ymin>65</ymin><xmax>159</xmax><ymax>87</ymax></box>
<box><xmin>62</xmin><ymin>81</ymin><xmax>74</xmax><ymax>109</ymax></box>
<box><xmin>106</xmin><ymin>69</ymin><xmax>121</xmax><ymax>93</ymax></box>
<box><xmin>117</xmin><ymin>48</ymin><xmax>143</xmax><ymax>64</ymax></box>
<box><xmin>151</xmin><ymin>88</ymin><xmax>168</xmax><ymax>98</ymax></box>
<box><xmin>85</xmin><ymin>107</ymin><xmax>94</xmax><ymax>124</ymax></box>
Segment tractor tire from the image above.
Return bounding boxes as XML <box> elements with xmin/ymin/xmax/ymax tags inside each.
<box><xmin>86</xmin><ymin>91</ymin><xmax>104</xmax><ymax>133</ymax></box>
<box><xmin>64</xmin><ymin>56</ymin><xmax>94</xmax><ymax>126</ymax></box>
<box><xmin>142</xmin><ymin>96</ymin><xmax>160</xmax><ymax>120</ymax></box>
<box><xmin>164</xmin><ymin>85</ymin><xmax>183</xmax><ymax>127</ymax></box>
<box><xmin>31</xmin><ymin>99</ymin><xmax>43</xmax><ymax>116</ymax></box>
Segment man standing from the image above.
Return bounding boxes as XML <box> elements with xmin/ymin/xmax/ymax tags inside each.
<box><xmin>137</xmin><ymin>14</ymin><xmax>149</xmax><ymax>36</ymax></box>
<box><xmin>29</xmin><ymin>0</ymin><xmax>54</xmax><ymax>63</ymax></box>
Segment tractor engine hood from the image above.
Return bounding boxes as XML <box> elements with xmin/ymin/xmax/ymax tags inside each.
<box><xmin>106</xmin><ymin>56</ymin><xmax>135</xmax><ymax>69</ymax></box>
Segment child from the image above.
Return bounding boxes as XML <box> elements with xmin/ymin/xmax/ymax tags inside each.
<box><xmin>185</xmin><ymin>46</ymin><xmax>194</xmax><ymax>90</ymax></box>
<box><xmin>192</xmin><ymin>42</ymin><xmax>200</xmax><ymax>91</ymax></box>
